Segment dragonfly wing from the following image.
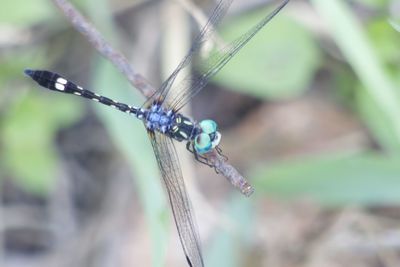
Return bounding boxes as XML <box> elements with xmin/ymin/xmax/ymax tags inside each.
<box><xmin>141</xmin><ymin>0</ymin><xmax>233</xmax><ymax>109</ymax></box>
<box><xmin>167</xmin><ymin>0</ymin><xmax>290</xmax><ymax>111</ymax></box>
<box><xmin>147</xmin><ymin>131</ymin><xmax>204</xmax><ymax>267</ymax></box>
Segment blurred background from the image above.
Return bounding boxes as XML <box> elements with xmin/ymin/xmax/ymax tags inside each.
<box><xmin>1</xmin><ymin>0</ymin><xmax>400</xmax><ymax>266</ymax></box>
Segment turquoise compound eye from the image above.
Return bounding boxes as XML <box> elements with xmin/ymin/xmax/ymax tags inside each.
<box><xmin>199</xmin><ymin>119</ymin><xmax>217</xmax><ymax>134</ymax></box>
<box><xmin>194</xmin><ymin>133</ymin><xmax>212</xmax><ymax>154</ymax></box>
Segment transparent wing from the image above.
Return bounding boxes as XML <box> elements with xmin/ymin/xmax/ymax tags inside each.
<box><xmin>167</xmin><ymin>0</ymin><xmax>290</xmax><ymax>111</ymax></box>
<box><xmin>141</xmin><ymin>0</ymin><xmax>233</xmax><ymax>108</ymax></box>
<box><xmin>147</xmin><ymin>131</ymin><xmax>203</xmax><ymax>267</ymax></box>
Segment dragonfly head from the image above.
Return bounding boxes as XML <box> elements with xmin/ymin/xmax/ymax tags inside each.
<box><xmin>194</xmin><ymin>119</ymin><xmax>221</xmax><ymax>154</ymax></box>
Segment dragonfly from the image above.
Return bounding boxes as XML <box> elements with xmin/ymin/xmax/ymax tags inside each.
<box><xmin>24</xmin><ymin>0</ymin><xmax>289</xmax><ymax>266</ymax></box>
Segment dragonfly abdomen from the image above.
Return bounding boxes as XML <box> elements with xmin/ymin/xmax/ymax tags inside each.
<box><xmin>24</xmin><ymin>69</ymin><xmax>139</xmax><ymax>115</ymax></box>
<box><xmin>25</xmin><ymin>69</ymin><xmax>221</xmax><ymax>155</ymax></box>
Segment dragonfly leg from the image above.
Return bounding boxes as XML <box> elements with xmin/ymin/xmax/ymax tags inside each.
<box><xmin>186</xmin><ymin>142</ymin><xmax>214</xmax><ymax>168</ymax></box>
<box><xmin>215</xmin><ymin>146</ymin><xmax>228</xmax><ymax>161</ymax></box>
<box><xmin>186</xmin><ymin>141</ymin><xmax>195</xmax><ymax>153</ymax></box>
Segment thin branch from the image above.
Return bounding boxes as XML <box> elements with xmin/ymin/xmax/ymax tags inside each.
<box><xmin>51</xmin><ymin>0</ymin><xmax>154</xmax><ymax>99</ymax></box>
<box><xmin>50</xmin><ymin>0</ymin><xmax>254</xmax><ymax>196</ymax></box>
<box><xmin>208</xmin><ymin>151</ymin><xmax>254</xmax><ymax>197</ymax></box>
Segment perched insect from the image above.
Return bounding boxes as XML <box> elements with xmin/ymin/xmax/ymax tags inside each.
<box><xmin>25</xmin><ymin>0</ymin><xmax>289</xmax><ymax>266</ymax></box>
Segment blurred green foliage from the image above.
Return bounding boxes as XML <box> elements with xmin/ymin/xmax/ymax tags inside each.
<box><xmin>354</xmin><ymin>0</ymin><xmax>388</xmax><ymax>8</ymax></box>
<box><xmin>313</xmin><ymin>0</ymin><xmax>400</xmax><ymax>148</ymax></box>
<box><xmin>206</xmin><ymin>195</ymin><xmax>255</xmax><ymax>267</ymax></box>
<box><xmin>208</xmin><ymin>0</ymin><xmax>400</xmax><ymax>209</ymax></box>
<box><xmin>2</xmin><ymin>0</ymin><xmax>400</xmax><ymax>266</ymax></box>
<box><xmin>389</xmin><ymin>20</ymin><xmax>400</xmax><ymax>32</ymax></box>
<box><xmin>253</xmin><ymin>152</ymin><xmax>400</xmax><ymax>205</ymax></box>
<box><xmin>1</xmin><ymin>91</ymin><xmax>82</xmax><ymax>192</ymax></box>
<box><xmin>0</xmin><ymin>51</ymin><xmax>83</xmax><ymax>193</ymax></box>
<box><xmin>0</xmin><ymin>0</ymin><xmax>53</xmax><ymax>26</ymax></box>
<box><xmin>214</xmin><ymin>8</ymin><xmax>321</xmax><ymax>99</ymax></box>
<box><xmin>6</xmin><ymin>0</ymin><xmax>400</xmax><ymax>203</ymax></box>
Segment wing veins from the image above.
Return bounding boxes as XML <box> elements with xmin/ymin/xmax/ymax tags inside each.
<box><xmin>148</xmin><ymin>131</ymin><xmax>204</xmax><ymax>267</ymax></box>
<box><xmin>169</xmin><ymin>0</ymin><xmax>290</xmax><ymax>111</ymax></box>
<box><xmin>142</xmin><ymin>0</ymin><xmax>233</xmax><ymax>108</ymax></box>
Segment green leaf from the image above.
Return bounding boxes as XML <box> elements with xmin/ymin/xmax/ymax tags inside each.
<box><xmin>310</xmin><ymin>0</ymin><xmax>400</xmax><ymax>150</ymax></box>
<box><xmin>367</xmin><ymin>19</ymin><xmax>400</xmax><ymax>64</ymax></box>
<box><xmin>389</xmin><ymin>19</ymin><xmax>400</xmax><ymax>33</ymax></box>
<box><xmin>206</xmin><ymin>195</ymin><xmax>255</xmax><ymax>267</ymax></box>
<box><xmin>252</xmin><ymin>152</ymin><xmax>400</xmax><ymax>206</ymax></box>
<box><xmin>0</xmin><ymin>0</ymin><xmax>53</xmax><ymax>26</ymax></box>
<box><xmin>209</xmin><ymin>9</ymin><xmax>321</xmax><ymax>99</ymax></box>
<box><xmin>1</xmin><ymin>92</ymin><xmax>82</xmax><ymax>193</ymax></box>
<box><xmin>356</xmin><ymin>83</ymin><xmax>400</xmax><ymax>152</ymax></box>
<box><xmin>0</xmin><ymin>50</ymin><xmax>47</xmax><ymax>85</ymax></box>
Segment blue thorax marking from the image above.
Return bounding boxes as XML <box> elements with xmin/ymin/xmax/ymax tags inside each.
<box><xmin>140</xmin><ymin>103</ymin><xmax>221</xmax><ymax>153</ymax></box>
<box><xmin>144</xmin><ymin>104</ymin><xmax>175</xmax><ymax>133</ymax></box>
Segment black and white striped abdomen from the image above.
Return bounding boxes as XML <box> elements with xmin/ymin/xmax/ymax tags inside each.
<box><xmin>24</xmin><ymin>69</ymin><xmax>89</xmax><ymax>96</ymax></box>
<box><xmin>24</xmin><ymin>69</ymin><xmax>138</xmax><ymax>114</ymax></box>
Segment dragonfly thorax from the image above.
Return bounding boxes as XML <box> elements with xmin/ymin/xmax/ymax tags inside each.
<box><xmin>142</xmin><ymin>103</ymin><xmax>175</xmax><ymax>133</ymax></box>
<box><xmin>169</xmin><ymin>113</ymin><xmax>199</xmax><ymax>142</ymax></box>
<box><xmin>140</xmin><ymin>103</ymin><xmax>221</xmax><ymax>154</ymax></box>
<box><xmin>140</xmin><ymin>103</ymin><xmax>198</xmax><ymax>140</ymax></box>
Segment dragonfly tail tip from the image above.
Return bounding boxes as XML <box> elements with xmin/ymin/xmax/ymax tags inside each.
<box><xmin>24</xmin><ymin>69</ymin><xmax>34</xmax><ymax>77</ymax></box>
